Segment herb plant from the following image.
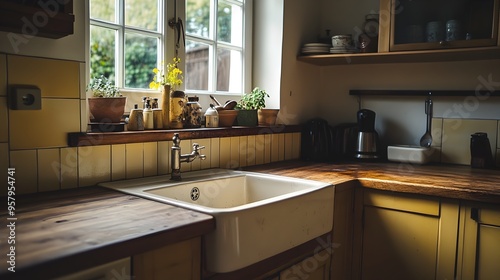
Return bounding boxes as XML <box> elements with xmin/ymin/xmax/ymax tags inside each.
<box><xmin>87</xmin><ymin>75</ymin><xmax>121</xmax><ymax>97</ymax></box>
<box><xmin>237</xmin><ymin>87</ymin><xmax>270</xmax><ymax>110</ymax></box>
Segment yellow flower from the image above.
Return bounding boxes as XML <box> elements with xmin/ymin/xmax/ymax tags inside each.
<box><xmin>149</xmin><ymin>57</ymin><xmax>183</xmax><ymax>90</ymax></box>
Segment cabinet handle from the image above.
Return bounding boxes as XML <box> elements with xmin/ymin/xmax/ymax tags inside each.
<box><xmin>471</xmin><ymin>207</ymin><xmax>479</xmax><ymax>222</ymax></box>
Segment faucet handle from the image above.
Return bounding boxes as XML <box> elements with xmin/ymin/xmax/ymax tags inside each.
<box><xmin>193</xmin><ymin>143</ymin><xmax>205</xmax><ymax>151</ymax></box>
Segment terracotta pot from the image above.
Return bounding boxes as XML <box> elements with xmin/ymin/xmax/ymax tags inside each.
<box><xmin>88</xmin><ymin>97</ymin><xmax>127</xmax><ymax>123</ymax></box>
<box><xmin>258</xmin><ymin>109</ymin><xmax>279</xmax><ymax>126</ymax></box>
<box><xmin>218</xmin><ymin>110</ymin><xmax>238</xmax><ymax>127</ymax></box>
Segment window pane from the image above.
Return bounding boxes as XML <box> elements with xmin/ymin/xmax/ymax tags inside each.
<box><xmin>90</xmin><ymin>0</ymin><xmax>116</xmax><ymax>23</ymax></box>
<box><xmin>125</xmin><ymin>0</ymin><xmax>159</xmax><ymax>31</ymax></box>
<box><xmin>186</xmin><ymin>0</ymin><xmax>211</xmax><ymax>38</ymax></box>
<box><xmin>217</xmin><ymin>1</ymin><xmax>242</xmax><ymax>46</ymax></box>
<box><xmin>90</xmin><ymin>26</ymin><xmax>116</xmax><ymax>82</ymax></box>
<box><xmin>186</xmin><ymin>41</ymin><xmax>210</xmax><ymax>91</ymax></box>
<box><xmin>217</xmin><ymin>48</ymin><xmax>241</xmax><ymax>92</ymax></box>
<box><xmin>124</xmin><ymin>33</ymin><xmax>158</xmax><ymax>89</ymax></box>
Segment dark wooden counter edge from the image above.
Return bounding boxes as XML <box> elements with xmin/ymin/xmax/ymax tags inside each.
<box><xmin>68</xmin><ymin>125</ymin><xmax>302</xmax><ymax>147</ymax></box>
<box><xmin>0</xmin><ymin>187</ymin><xmax>215</xmax><ymax>280</ymax></box>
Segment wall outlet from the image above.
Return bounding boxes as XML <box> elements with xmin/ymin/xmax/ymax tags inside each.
<box><xmin>8</xmin><ymin>85</ymin><xmax>42</xmax><ymax>110</ymax></box>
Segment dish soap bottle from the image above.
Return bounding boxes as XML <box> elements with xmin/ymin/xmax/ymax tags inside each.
<box><xmin>143</xmin><ymin>100</ymin><xmax>154</xmax><ymax>130</ymax></box>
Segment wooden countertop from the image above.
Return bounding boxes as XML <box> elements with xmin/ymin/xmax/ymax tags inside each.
<box><xmin>0</xmin><ymin>187</ymin><xmax>215</xmax><ymax>279</ymax></box>
<box><xmin>245</xmin><ymin>160</ymin><xmax>500</xmax><ymax>204</ymax></box>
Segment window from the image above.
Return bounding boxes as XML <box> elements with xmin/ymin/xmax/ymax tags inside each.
<box><xmin>89</xmin><ymin>0</ymin><xmax>162</xmax><ymax>89</ymax></box>
<box><xmin>185</xmin><ymin>0</ymin><xmax>249</xmax><ymax>95</ymax></box>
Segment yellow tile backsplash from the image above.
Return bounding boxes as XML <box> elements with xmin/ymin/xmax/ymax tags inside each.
<box><xmin>157</xmin><ymin>141</ymin><xmax>170</xmax><ymax>175</ymax></box>
<box><xmin>210</xmin><ymin>138</ymin><xmax>220</xmax><ymax>168</ymax></box>
<box><xmin>9</xmin><ymin>98</ymin><xmax>81</xmax><ymax>150</ymax></box>
<box><xmin>38</xmin><ymin>149</ymin><xmax>61</xmax><ymax>192</ymax></box>
<box><xmin>431</xmin><ymin>118</ymin><xmax>443</xmax><ymax>148</ymax></box>
<box><xmin>441</xmin><ymin>119</ymin><xmax>497</xmax><ymax>165</ymax></box>
<box><xmin>111</xmin><ymin>144</ymin><xmax>126</xmax><ymax>181</ymax></box>
<box><xmin>78</xmin><ymin>145</ymin><xmax>111</xmax><ymax>187</ymax></box>
<box><xmin>10</xmin><ymin>150</ymin><xmax>38</xmax><ymax>194</ymax></box>
<box><xmin>144</xmin><ymin>142</ymin><xmax>158</xmax><ymax>177</ymax></box>
<box><xmin>0</xmin><ymin>54</ymin><xmax>6</xmax><ymax>96</ymax></box>
<box><xmin>0</xmin><ymin>97</ymin><xmax>8</xmax><ymax>142</ymax></box>
<box><xmin>126</xmin><ymin>143</ymin><xmax>144</xmax><ymax>179</ymax></box>
<box><xmin>8</xmin><ymin>55</ymin><xmax>79</xmax><ymax>99</ymax></box>
<box><xmin>60</xmin><ymin>147</ymin><xmax>78</xmax><ymax>189</ymax></box>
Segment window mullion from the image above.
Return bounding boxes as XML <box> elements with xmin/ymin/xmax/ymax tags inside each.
<box><xmin>211</xmin><ymin>0</ymin><xmax>218</xmax><ymax>93</ymax></box>
<box><xmin>116</xmin><ymin>0</ymin><xmax>125</xmax><ymax>88</ymax></box>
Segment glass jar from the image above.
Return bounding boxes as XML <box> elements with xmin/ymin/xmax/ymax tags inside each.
<box><xmin>169</xmin><ymin>90</ymin><xmax>185</xmax><ymax>129</ymax></box>
<box><xmin>183</xmin><ymin>96</ymin><xmax>202</xmax><ymax>128</ymax></box>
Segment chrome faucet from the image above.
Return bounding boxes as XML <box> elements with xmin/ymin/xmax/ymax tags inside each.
<box><xmin>171</xmin><ymin>133</ymin><xmax>206</xmax><ymax>181</ymax></box>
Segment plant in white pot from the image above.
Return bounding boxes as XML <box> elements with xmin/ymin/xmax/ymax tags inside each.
<box><xmin>237</xmin><ymin>87</ymin><xmax>279</xmax><ymax>126</ymax></box>
<box><xmin>87</xmin><ymin>75</ymin><xmax>126</xmax><ymax>123</ymax></box>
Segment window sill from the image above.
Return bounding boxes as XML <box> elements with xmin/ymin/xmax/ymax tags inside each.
<box><xmin>68</xmin><ymin>125</ymin><xmax>302</xmax><ymax>147</ymax></box>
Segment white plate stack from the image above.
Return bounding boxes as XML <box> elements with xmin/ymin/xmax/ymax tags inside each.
<box><xmin>301</xmin><ymin>43</ymin><xmax>331</xmax><ymax>55</ymax></box>
<box><xmin>329</xmin><ymin>46</ymin><xmax>359</xmax><ymax>54</ymax></box>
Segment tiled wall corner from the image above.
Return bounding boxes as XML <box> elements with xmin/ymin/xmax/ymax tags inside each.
<box><xmin>0</xmin><ymin>143</ymin><xmax>9</xmax><ymax>196</ymax></box>
<box><xmin>38</xmin><ymin>149</ymin><xmax>61</xmax><ymax>192</ymax></box>
<box><xmin>10</xmin><ymin>150</ymin><xmax>38</xmax><ymax>194</ymax></box>
<box><xmin>78</xmin><ymin>145</ymin><xmax>111</xmax><ymax>187</ymax></box>
<box><xmin>60</xmin><ymin>147</ymin><xmax>78</xmax><ymax>189</ymax></box>
<box><xmin>126</xmin><ymin>143</ymin><xmax>144</xmax><ymax>179</ymax></box>
<box><xmin>441</xmin><ymin>119</ymin><xmax>497</xmax><ymax>165</ymax></box>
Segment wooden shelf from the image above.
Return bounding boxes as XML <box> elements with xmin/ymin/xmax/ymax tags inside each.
<box><xmin>68</xmin><ymin>125</ymin><xmax>302</xmax><ymax>147</ymax></box>
<box><xmin>349</xmin><ymin>90</ymin><xmax>500</xmax><ymax>97</ymax></box>
<box><xmin>297</xmin><ymin>46</ymin><xmax>500</xmax><ymax>66</ymax></box>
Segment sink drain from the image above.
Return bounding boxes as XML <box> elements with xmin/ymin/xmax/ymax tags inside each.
<box><xmin>190</xmin><ymin>187</ymin><xmax>200</xmax><ymax>201</ymax></box>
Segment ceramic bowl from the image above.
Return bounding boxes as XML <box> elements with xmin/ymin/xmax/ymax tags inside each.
<box><xmin>331</xmin><ymin>34</ymin><xmax>353</xmax><ymax>48</ymax></box>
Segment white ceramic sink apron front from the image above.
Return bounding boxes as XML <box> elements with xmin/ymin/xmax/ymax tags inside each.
<box><xmin>100</xmin><ymin>169</ymin><xmax>334</xmax><ymax>273</ymax></box>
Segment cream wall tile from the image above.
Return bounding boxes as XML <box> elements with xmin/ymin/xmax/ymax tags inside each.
<box><xmin>38</xmin><ymin>149</ymin><xmax>61</xmax><ymax>192</ymax></box>
<box><xmin>8</xmin><ymin>55</ymin><xmax>79</xmax><ymax>98</ymax></box>
<box><xmin>0</xmin><ymin>54</ymin><xmax>6</xmax><ymax>96</ymax></box>
<box><xmin>78</xmin><ymin>145</ymin><xmax>111</xmax><ymax>187</ymax></box>
<box><xmin>292</xmin><ymin>132</ymin><xmax>301</xmax><ymax>159</ymax></box>
<box><xmin>10</xmin><ymin>99</ymin><xmax>81</xmax><ymax>149</ymax></box>
<box><xmin>246</xmin><ymin>135</ymin><xmax>256</xmax><ymax>166</ymax></box>
<box><xmin>0</xmin><ymin>97</ymin><xmax>8</xmax><ymax>142</ymax></box>
<box><xmin>60</xmin><ymin>147</ymin><xmax>78</xmax><ymax>189</ymax></box>
<box><xmin>81</xmin><ymin>99</ymin><xmax>89</xmax><ymax>132</ymax></box>
<box><xmin>431</xmin><ymin>118</ymin><xmax>443</xmax><ymax>147</ymax></box>
<box><xmin>284</xmin><ymin>133</ymin><xmax>293</xmax><ymax>160</ymax></box>
<box><xmin>180</xmin><ymin>138</ymin><xmax>191</xmax><ymax>172</ymax></box>
<box><xmin>144</xmin><ymin>142</ymin><xmax>158</xmax><ymax>176</ymax></box>
<box><xmin>264</xmin><ymin>134</ymin><xmax>272</xmax><ymax>164</ymax></box>
<box><xmin>230</xmin><ymin>137</ymin><xmax>240</xmax><ymax>169</ymax></box>
<box><xmin>126</xmin><ymin>143</ymin><xmax>144</xmax><ymax>179</ymax></box>
<box><xmin>10</xmin><ymin>150</ymin><xmax>38</xmax><ymax>194</ymax></box>
<box><xmin>210</xmin><ymin>138</ymin><xmax>220</xmax><ymax>168</ymax></box>
<box><xmin>278</xmin><ymin>134</ymin><xmax>285</xmax><ymax>161</ymax></box>
<box><xmin>255</xmin><ymin>135</ymin><xmax>265</xmax><ymax>165</ymax></box>
<box><xmin>197</xmin><ymin>138</ymin><xmax>211</xmax><ymax>170</ymax></box>
<box><xmin>79</xmin><ymin>62</ymin><xmax>86</xmax><ymax>99</ymax></box>
<box><xmin>239</xmin><ymin>136</ymin><xmax>248</xmax><ymax>168</ymax></box>
<box><xmin>111</xmin><ymin>144</ymin><xmax>126</xmax><ymax>181</ymax></box>
<box><xmin>0</xmin><ymin>143</ymin><xmax>9</xmax><ymax>196</ymax></box>
<box><xmin>219</xmin><ymin>137</ymin><xmax>231</xmax><ymax>169</ymax></box>
<box><xmin>158</xmin><ymin>141</ymin><xmax>170</xmax><ymax>175</ymax></box>
<box><xmin>271</xmin><ymin>134</ymin><xmax>280</xmax><ymax>162</ymax></box>
<box><xmin>441</xmin><ymin>119</ymin><xmax>497</xmax><ymax>165</ymax></box>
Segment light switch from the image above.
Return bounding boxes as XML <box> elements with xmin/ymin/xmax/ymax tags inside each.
<box><xmin>9</xmin><ymin>85</ymin><xmax>41</xmax><ymax>110</ymax></box>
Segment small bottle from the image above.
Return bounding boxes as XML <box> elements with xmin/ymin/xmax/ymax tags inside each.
<box><xmin>143</xmin><ymin>100</ymin><xmax>154</xmax><ymax>130</ymax></box>
<box><xmin>128</xmin><ymin>104</ymin><xmax>144</xmax><ymax>131</ymax></box>
<box><xmin>152</xmin><ymin>98</ymin><xmax>159</xmax><ymax>109</ymax></box>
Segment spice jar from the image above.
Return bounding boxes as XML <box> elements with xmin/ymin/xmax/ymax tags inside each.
<box><xmin>169</xmin><ymin>90</ymin><xmax>185</xmax><ymax>128</ymax></box>
<box><xmin>183</xmin><ymin>96</ymin><xmax>202</xmax><ymax>128</ymax></box>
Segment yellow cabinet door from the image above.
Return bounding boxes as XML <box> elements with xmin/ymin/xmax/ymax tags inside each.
<box><xmin>353</xmin><ymin>189</ymin><xmax>459</xmax><ymax>280</ymax></box>
<box><xmin>280</xmin><ymin>249</ymin><xmax>331</xmax><ymax>280</ymax></box>
<box><xmin>458</xmin><ymin>203</ymin><xmax>500</xmax><ymax>280</ymax></box>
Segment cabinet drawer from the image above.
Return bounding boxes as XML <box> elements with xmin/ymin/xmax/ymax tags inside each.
<box><xmin>363</xmin><ymin>189</ymin><xmax>440</xmax><ymax>216</ymax></box>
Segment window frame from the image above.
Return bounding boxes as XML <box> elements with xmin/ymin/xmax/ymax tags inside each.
<box><xmin>184</xmin><ymin>0</ymin><xmax>252</xmax><ymax>96</ymax></box>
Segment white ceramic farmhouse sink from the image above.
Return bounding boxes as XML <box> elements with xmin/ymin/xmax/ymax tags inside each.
<box><xmin>100</xmin><ymin>169</ymin><xmax>334</xmax><ymax>273</ymax></box>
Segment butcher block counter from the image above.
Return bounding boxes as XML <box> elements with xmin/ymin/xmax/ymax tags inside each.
<box><xmin>245</xmin><ymin>160</ymin><xmax>500</xmax><ymax>204</ymax></box>
<box><xmin>0</xmin><ymin>187</ymin><xmax>214</xmax><ymax>280</ymax></box>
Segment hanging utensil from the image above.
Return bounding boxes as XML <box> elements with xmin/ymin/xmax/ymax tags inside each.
<box><xmin>419</xmin><ymin>93</ymin><xmax>433</xmax><ymax>147</ymax></box>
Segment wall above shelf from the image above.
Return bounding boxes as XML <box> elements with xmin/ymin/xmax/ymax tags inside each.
<box><xmin>349</xmin><ymin>90</ymin><xmax>500</xmax><ymax>97</ymax></box>
<box><xmin>297</xmin><ymin>47</ymin><xmax>500</xmax><ymax>66</ymax></box>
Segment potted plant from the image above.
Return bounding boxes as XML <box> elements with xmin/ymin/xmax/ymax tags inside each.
<box><xmin>87</xmin><ymin>75</ymin><xmax>126</xmax><ymax>123</ymax></box>
<box><xmin>237</xmin><ymin>87</ymin><xmax>279</xmax><ymax>126</ymax></box>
